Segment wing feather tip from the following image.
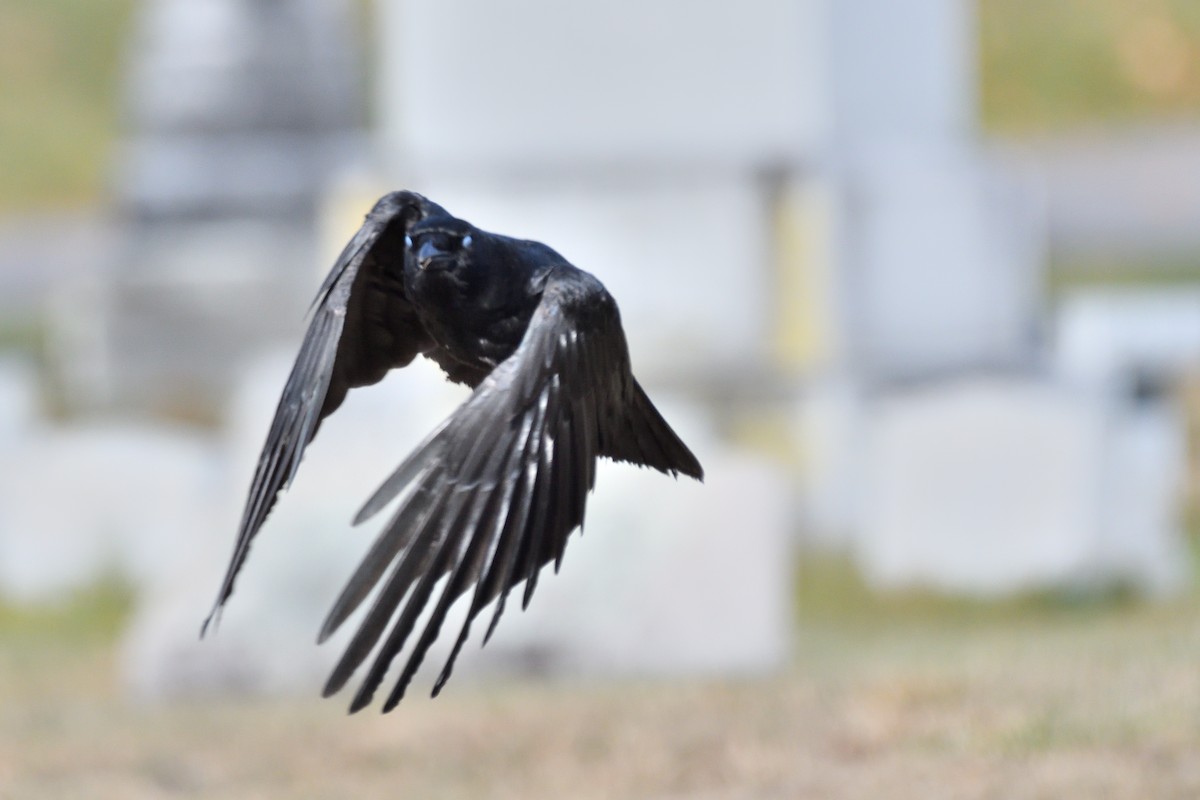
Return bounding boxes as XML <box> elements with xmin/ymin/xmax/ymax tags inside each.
<box><xmin>315</xmin><ymin>621</ymin><xmax>337</xmax><ymax>646</ymax></box>
<box><xmin>347</xmin><ymin>694</ymin><xmax>373</xmax><ymax>715</ymax></box>
<box><xmin>381</xmin><ymin>686</ymin><xmax>407</xmax><ymax>713</ymax></box>
<box><xmin>323</xmin><ymin>665</ymin><xmax>353</xmax><ymax>699</ymax></box>
<box><xmin>431</xmin><ymin>669</ymin><xmax>452</xmax><ymax>698</ymax></box>
<box><xmin>351</xmin><ymin>502</ymin><xmax>380</xmax><ymax>527</ymax></box>
<box><xmin>481</xmin><ymin>606</ymin><xmax>506</xmax><ymax>647</ymax></box>
<box><xmin>199</xmin><ymin>604</ymin><xmax>222</xmax><ymax>639</ymax></box>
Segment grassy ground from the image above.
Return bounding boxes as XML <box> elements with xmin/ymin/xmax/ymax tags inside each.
<box><xmin>3</xmin><ymin>576</ymin><xmax>1200</xmax><ymax>798</ymax></box>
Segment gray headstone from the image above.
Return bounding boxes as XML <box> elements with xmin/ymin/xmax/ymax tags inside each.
<box><xmin>1055</xmin><ymin>288</ymin><xmax>1200</xmax><ymax>389</ymax></box>
<box><xmin>378</xmin><ymin>0</ymin><xmax>825</xmax><ymax>171</ymax></box>
<box><xmin>792</xmin><ymin>374</ymin><xmax>866</xmax><ymax>547</ymax></box>
<box><xmin>120</xmin><ymin>0</ymin><xmax>361</xmax><ymax>218</ymax></box>
<box><xmin>842</xmin><ymin>149</ymin><xmax>1044</xmax><ymax>380</ymax></box>
<box><xmin>0</xmin><ymin>357</ymin><xmax>38</xmax><ymax>444</ymax></box>
<box><xmin>998</xmin><ymin>127</ymin><xmax>1200</xmax><ymax>260</ymax></box>
<box><xmin>63</xmin><ymin>0</ymin><xmax>366</xmax><ymax>419</ymax></box>
<box><xmin>0</xmin><ymin>422</ymin><xmax>219</xmax><ymax>602</ymax></box>
<box><xmin>1095</xmin><ymin>402</ymin><xmax>1190</xmax><ymax>595</ymax></box>
<box><xmin>830</xmin><ymin>0</ymin><xmax>975</xmax><ymax>147</ymax></box>
<box><xmin>856</xmin><ymin>376</ymin><xmax>1184</xmax><ymax>595</ymax></box>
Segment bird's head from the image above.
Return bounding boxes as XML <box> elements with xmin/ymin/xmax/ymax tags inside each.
<box><xmin>406</xmin><ymin>218</ymin><xmax>477</xmax><ymax>274</ymax></box>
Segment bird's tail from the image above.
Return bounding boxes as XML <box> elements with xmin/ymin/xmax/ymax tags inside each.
<box><xmin>603</xmin><ymin>380</ymin><xmax>704</xmax><ymax>481</ymax></box>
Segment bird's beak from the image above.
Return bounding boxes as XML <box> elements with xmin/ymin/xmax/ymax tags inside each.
<box><xmin>415</xmin><ymin>239</ymin><xmax>445</xmax><ymax>269</ymax></box>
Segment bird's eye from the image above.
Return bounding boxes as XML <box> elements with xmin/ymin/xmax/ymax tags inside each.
<box><xmin>461</xmin><ymin>234</ymin><xmax>473</xmax><ymax>249</ymax></box>
<box><xmin>404</xmin><ymin>235</ymin><xmax>413</xmax><ymax>249</ymax></box>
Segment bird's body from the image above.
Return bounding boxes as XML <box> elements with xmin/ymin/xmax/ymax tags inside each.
<box><xmin>203</xmin><ymin>191</ymin><xmax>703</xmax><ymax>713</ymax></box>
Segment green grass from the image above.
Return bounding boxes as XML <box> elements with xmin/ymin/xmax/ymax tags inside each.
<box><xmin>1047</xmin><ymin>255</ymin><xmax>1200</xmax><ymax>292</ymax></box>
<box><xmin>0</xmin><ymin>314</ymin><xmax>45</xmax><ymax>354</ymax></box>
<box><xmin>0</xmin><ymin>576</ymin><xmax>134</xmax><ymax>643</ymax></box>
<box><xmin>980</xmin><ymin>0</ymin><xmax>1200</xmax><ymax>131</ymax></box>
<box><xmin>0</xmin><ymin>0</ymin><xmax>135</xmax><ymax>211</ymax></box>
<box><xmin>795</xmin><ymin>552</ymin><xmax>1148</xmax><ymax>633</ymax></box>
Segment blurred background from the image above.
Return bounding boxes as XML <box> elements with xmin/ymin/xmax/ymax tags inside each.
<box><xmin>3</xmin><ymin>0</ymin><xmax>1200</xmax><ymax>796</ymax></box>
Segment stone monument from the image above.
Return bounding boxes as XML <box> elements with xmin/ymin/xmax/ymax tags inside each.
<box><xmin>55</xmin><ymin>0</ymin><xmax>364</xmax><ymax>420</ymax></box>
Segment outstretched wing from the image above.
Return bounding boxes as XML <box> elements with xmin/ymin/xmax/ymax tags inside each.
<box><xmin>319</xmin><ymin>264</ymin><xmax>642</xmax><ymax>713</ymax></box>
<box><xmin>202</xmin><ymin>191</ymin><xmax>447</xmax><ymax>635</ymax></box>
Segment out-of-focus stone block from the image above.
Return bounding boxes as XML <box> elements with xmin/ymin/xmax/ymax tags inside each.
<box><xmin>1055</xmin><ymin>288</ymin><xmax>1200</xmax><ymax>390</ymax></box>
<box><xmin>378</xmin><ymin>0</ymin><xmax>826</xmax><ymax>170</ymax></box>
<box><xmin>845</xmin><ymin>149</ymin><xmax>1043</xmax><ymax>380</ymax></box>
<box><xmin>857</xmin><ymin>377</ymin><xmax>1185</xmax><ymax>595</ymax></box>
<box><xmin>0</xmin><ymin>422</ymin><xmax>218</xmax><ymax>602</ymax></box>
<box><xmin>0</xmin><ymin>358</ymin><xmax>38</xmax><ymax>444</ymax></box>
<box><xmin>792</xmin><ymin>374</ymin><xmax>866</xmax><ymax>547</ymax></box>
<box><xmin>830</xmin><ymin>0</ymin><xmax>975</xmax><ymax>146</ymax></box>
<box><xmin>1096</xmin><ymin>403</ymin><xmax>1190</xmax><ymax>595</ymax></box>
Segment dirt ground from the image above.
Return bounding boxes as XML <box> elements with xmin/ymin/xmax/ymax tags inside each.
<box><xmin>3</xmin><ymin>587</ymin><xmax>1200</xmax><ymax>800</ymax></box>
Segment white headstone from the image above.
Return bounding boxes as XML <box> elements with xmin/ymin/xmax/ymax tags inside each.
<box><xmin>856</xmin><ymin>377</ymin><xmax>1184</xmax><ymax>595</ymax></box>
<box><xmin>1095</xmin><ymin>402</ymin><xmax>1190</xmax><ymax>595</ymax></box>
<box><xmin>378</xmin><ymin>0</ymin><xmax>826</xmax><ymax>171</ymax></box>
<box><xmin>0</xmin><ymin>357</ymin><xmax>38</xmax><ymax>444</ymax></box>
<box><xmin>0</xmin><ymin>422</ymin><xmax>219</xmax><ymax>603</ymax></box>
<box><xmin>1055</xmin><ymin>288</ymin><xmax>1200</xmax><ymax>389</ymax></box>
<box><xmin>830</xmin><ymin>0</ymin><xmax>975</xmax><ymax>147</ymax></box>
<box><xmin>844</xmin><ymin>149</ymin><xmax>1044</xmax><ymax>379</ymax></box>
<box><xmin>792</xmin><ymin>374</ymin><xmax>866</xmax><ymax>547</ymax></box>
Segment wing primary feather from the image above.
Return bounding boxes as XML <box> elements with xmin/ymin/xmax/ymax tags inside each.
<box><xmin>318</xmin><ymin>471</ymin><xmax>440</xmax><ymax>644</ymax></box>
<box><xmin>431</xmin><ymin>413</ymin><xmax>536</xmax><ymax>695</ymax></box>
<box><xmin>550</xmin><ymin>332</ymin><xmax>585</xmax><ymax>559</ymax></box>
<box><xmin>334</xmin><ymin>393</ymin><xmax>515</xmax><ymax>710</ymax></box>
<box><xmin>306</xmin><ymin>227</ymin><xmax>377</xmax><ymax>317</ymax></box>
<box><xmin>385</xmin><ymin>435</ymin><xmax>516</xmax><ymax>706</ymax></box>
<box><xmin>201</xmin><ymin>310</ymin><xmax>344</xmax><ymax>635</ymax></box>
<box><xmin>349</xmin><ymin>539</ymin><xmax>456</xmax><ymax>714</ymax></box>
<box><xmin>425</xmin><ymin>471</ymin><xmax>517</xmax><ymax>697</ymax></box>
<box><xmin>551</xmin><ymin>407</ymin><xmax>580</xmax><ymax>573</ymax></box>
<box><xmin>321</xmin><ymin>487</ymin><xmax>452</xmax><ymax>698</ymax></box>
<box><xmin>353</xmin><ymin>421</ymin><xmax>454</xmax><ymax>525</ymax></box>
<box><xmin>519</xmin><ymin>383</ymin><xmax>559</xmax><ymax>609</ymax></box>
<box><xmin>479</xmin><ymin>391</ymin><xmax>549</xmax><ymax>646</ymax></box>
<box><xmin>571</xmin><ymin>402</ymin><xmax>592</xmax><ymax>514</ymax></box>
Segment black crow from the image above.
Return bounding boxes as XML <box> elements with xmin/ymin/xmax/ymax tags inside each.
<box><xmin>202</xmin><ymin>190</ymin><xmax>703</xmax><ymax>713</ymax></box>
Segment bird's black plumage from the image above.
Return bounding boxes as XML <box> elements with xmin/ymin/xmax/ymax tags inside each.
<box><xmin>202</xmin><ymin>190</ymin><xmax>703</xmax><ymax>713</ymax></box>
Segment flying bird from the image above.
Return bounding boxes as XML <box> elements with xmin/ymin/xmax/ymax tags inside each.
<box><xmin>202</xmin><ymin>191</ymin><xmax>704</xmax><ymax>713</ymax></box>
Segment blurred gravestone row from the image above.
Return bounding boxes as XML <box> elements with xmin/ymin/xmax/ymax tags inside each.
<box><xmin>52</xmin><ymin>0</ymin><xmax>364</xmax><ymax>420</ymax></box>
<box><xmin>796</xmin><ymin>0</ymin><xmax>1189</xmax><ymax>596</ymax></box>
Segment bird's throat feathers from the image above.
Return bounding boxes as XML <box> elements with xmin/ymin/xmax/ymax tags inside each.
<box><xmin>404</xmin><ymin>230</ymin><xmax>549</xmax><ymax>368</ymax></box>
